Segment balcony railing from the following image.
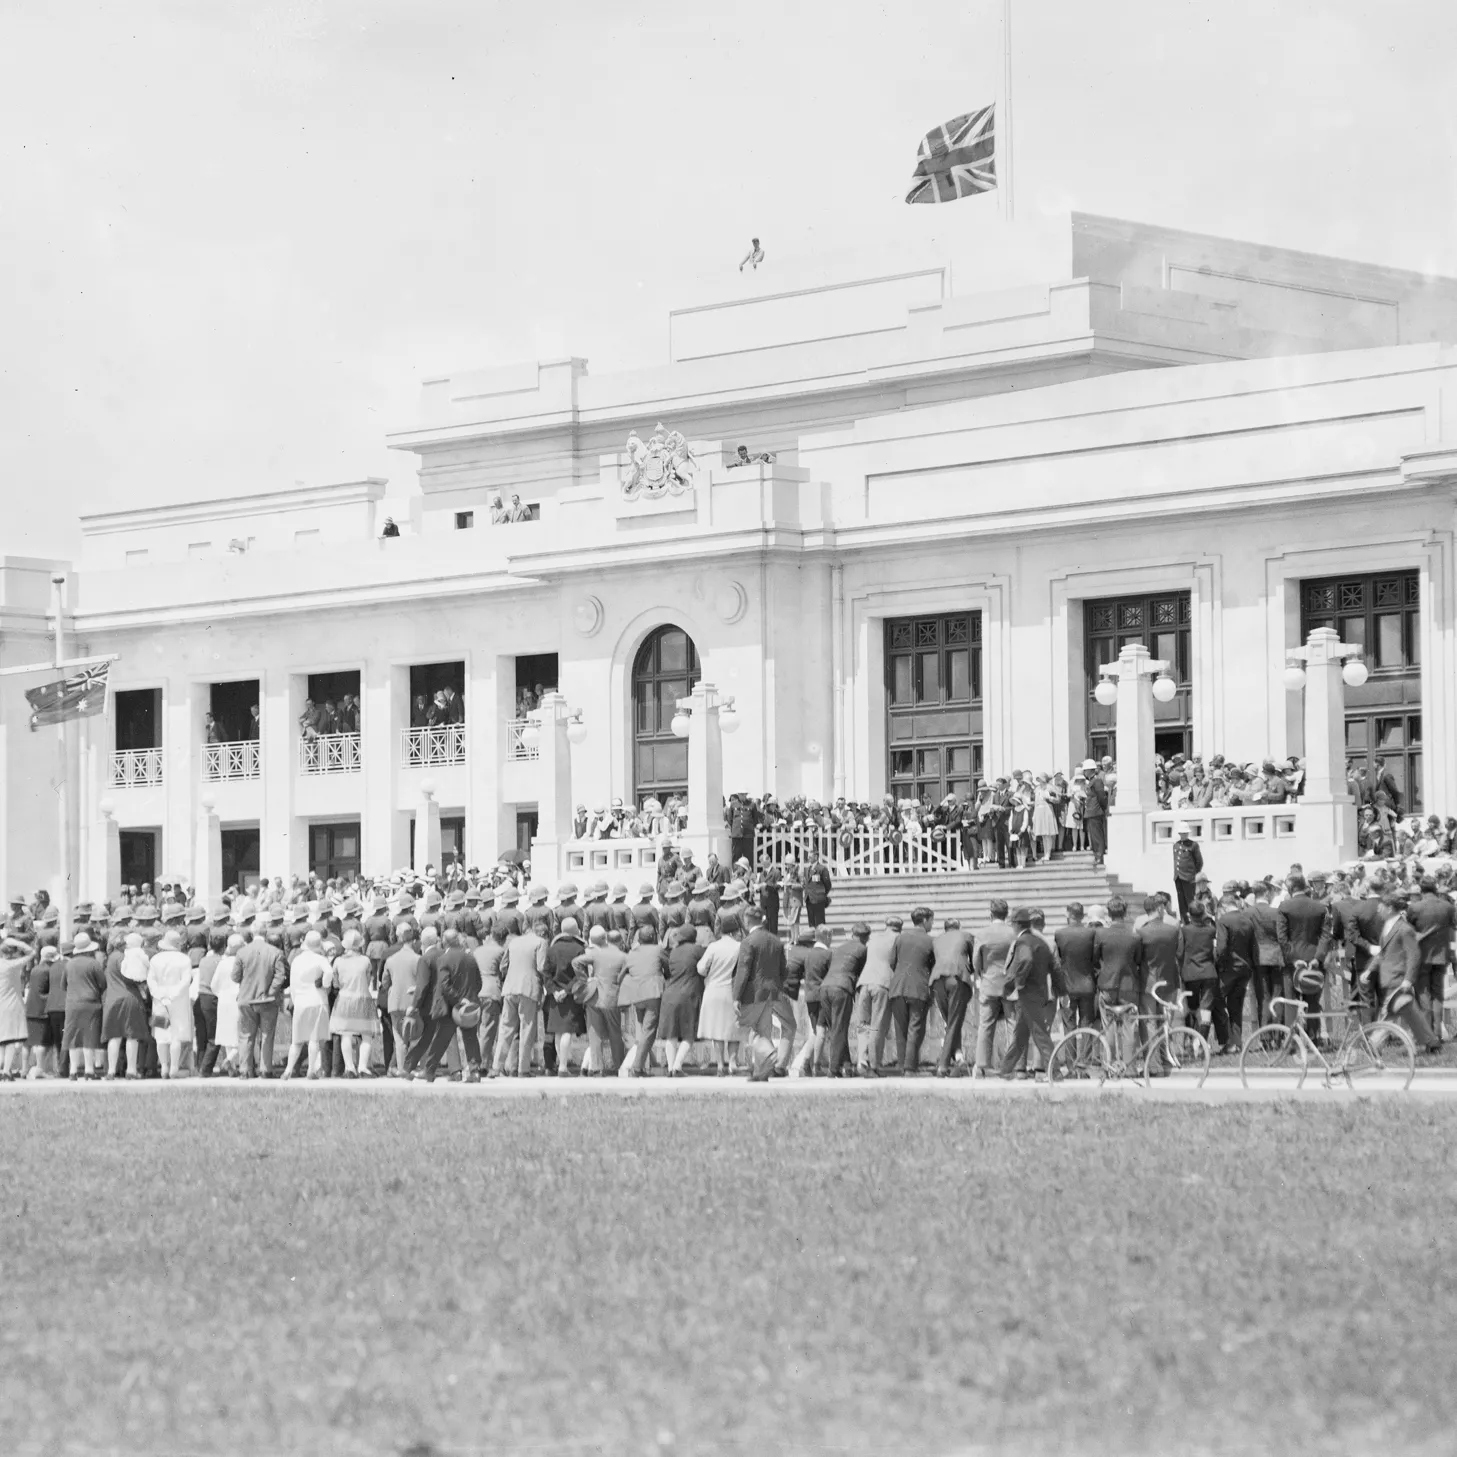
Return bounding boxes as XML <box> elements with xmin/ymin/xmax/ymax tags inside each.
<box><xmin>204</xmin><ymin>740</ymin><xmax>260</xmax><ymax>782</ymax></box>
<box><xmin>401</xmin><ymin>723</ymin><xmax>466</xmax><ymax>768</ymax></box>
<box><xmin>507</xmin><ymin>719</ymin><xmax>540</xmax><ymax>761</ymax></box>
<box><xmin>299</xmin><ymin>732</ymin><xmax>361</xmax><ymax>775</ymax></box>
<box><xmin>110</xmin><ymin>748</ymin><xmax>164</xmax><ymax>789</ymax></box>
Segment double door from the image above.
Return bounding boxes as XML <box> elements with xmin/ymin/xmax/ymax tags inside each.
<box><xmin>309</xmin><ymin>821</ymin><xmax>360</xmax><ymax>881</ymax></box>
<box><xmin>885</xmin><ymin>614</ymin><xmax>983</xmax><ymax>803</ymax></box>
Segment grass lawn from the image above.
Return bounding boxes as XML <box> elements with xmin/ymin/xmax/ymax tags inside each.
<box><xmin>3</xmin><ymin>1094</ymin><xmax>1456</xmax><ymax>1457</ymax></box>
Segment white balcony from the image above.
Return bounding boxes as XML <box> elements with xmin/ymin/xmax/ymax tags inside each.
<box><xmin>401</xmin><ymin>723</ymin><xmax>466</xmax><ymax>768</ymax></box>
<box><xmin>204</xmin><ymin>740</ymin><xmax>260</xmax><ymax>782</ymax></box>
<box><xmin>506</xmin><ymin>718</ymin><xmax>540</xmax><ymax>761</ymax></box>
<box><xmin>299</xmin><ymin>732</ymin><xmax>361</xmax><ymax>775</ymax></box>
<box><xmin>110</xmin><ymin>748</ymin><xmax>164</xmax><ymax>788</ymax></box>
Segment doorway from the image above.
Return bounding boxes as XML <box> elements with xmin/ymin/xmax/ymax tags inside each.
<box><xmin>221</xmin><ymin>827</ymin><xmax>261</xmax><ymax>891</ymax></box>
<box><xmin>309</xmin><ymin>821</ymin><xmax>361</xmax><ymax>882</ymax></box>
<box><xmin>119</xmin><ymin>829</ymin><xmax>158</xmax><ymax>890</ymax></box>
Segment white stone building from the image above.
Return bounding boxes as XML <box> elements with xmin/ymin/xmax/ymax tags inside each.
<box><xmin>6</xmin><ymin>211</ymin><xmax>1457</xmax><ymax>913</ymax></box>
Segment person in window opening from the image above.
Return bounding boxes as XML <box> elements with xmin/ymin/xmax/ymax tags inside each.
<box><xmin>298</xmin><ymin>699</ymin><xmax>321</xmax><ymax>741</ymax></box>
<box><xmin>489</xmin><ymin>493</ymin><xmax>507</xmax><ymax>524</ymax></box>
<box><xmin>506</xmin><ymin>494</ymin><xmax>531</xmax><ymax>523</ymax></box>
<box><xmin>432</xmin><ymin>690</ymin><xmax>448</xmax><ymax>726</ymax></box>
<box><xmin>739</xmin><ymin>237</ymin><xmax>764</xmax><ymax>271</ymax></box>
<box><xmin>319</xmin><ymin>700</ymin><xmax>339</xmax><ymax>735</ymax></box>
<box><xmin>533</xmin><ymin>682</ymin><xmax>547</xmax><ymax>710</ymax></box>
<box><xmin>203</xmin><ymin>712</ymin><xmax>223</xmax><ymax>745</ymax></box>
<box><xmin>411</xmin><ymin>693</ymin><xmax>430</xmax><ymax>729</ymax></box>
<box><xmin>381</xmin><ymin>517</ymin><xmax>400</xmax><ymax>538</ymax></box>
<box><xmin>437</xmin><ymin>685</ymin><xmax>464</xmax><ymax>725</ymax></box>
<box><xmin>1373</xmin><ymin>756</ymin><xmax>1403</xmax><ymax>817</ymax></box>
<box><xmin>247</xmin><ymin>704</ymin><xmax>261</xmax><ymax>741</ymax></box>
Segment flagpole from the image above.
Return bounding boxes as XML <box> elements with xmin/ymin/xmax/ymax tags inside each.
<box><xmin>50</xmin><ymin>575</ymin><xmax>73</xmax><ymax>938</ymax></box>
<box><xmin>1001</xmin><ymin>0</ymin><xmax>1015</xmax><ymax>222</ymax></box>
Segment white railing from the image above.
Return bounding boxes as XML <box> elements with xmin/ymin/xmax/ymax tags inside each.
<box><xmin>299</xmin><ymin>732</ymin><xmax>361</xmax><ymax>775</ymax></box>
<box><xmin>401</xmin><ymin>723</ymin><xmax>466</xmax><ymax>768</ymax></box>
<box><xmin>204</xmin><ymin>741</ymin><xmax>260</xmax><ymax>782</ymax></box>
<box><xmin>110</xmin><ymin>748</ymin><xmax>164</xmax><ymax>789</ymax></box>
<box><xmin>507</xmin><ymin>718</ymin><xmax>540</xmax><ymax>761</ymax></box>
<box><xmin>755</xmin><ymin>824</ymin><xmax>972</xmax><ymax>877</ymax></box>
<box><xmin>563</xmin><ymin>836</ymin><xmax>679</xmax><ymax>877</ymax></box>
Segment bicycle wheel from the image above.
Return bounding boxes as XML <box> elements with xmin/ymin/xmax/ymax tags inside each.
<box><xmin>1342</xmin><ymin>1020</ymin><xmax>1416</xmax><ymax>1090</ymax></box>
<box><xmin>1047</xmin><ymin>1028</ymin><xmax>1107</xmax><ymax>1085</ymax></box>
<box><xmin>1239</xmin><ymin>1023</ymin><xmax>1307</xmax><ymax>1088</ymax></box>
<box><xmin>1142</xmin><ymin>1027</ymin><xmax>1210</xmax><ymax>1088</ymax></box>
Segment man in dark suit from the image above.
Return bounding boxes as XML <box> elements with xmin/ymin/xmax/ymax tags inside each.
<box><xmin>1093</xmin><ymin>897</ymin><xmax>1143</xmax><ymax>1063</ymax></box>
<box><xmin>998</xmin><ymin>908</ymin><xmax>1066</xmax><ymax>1079</ymax></box>
<box><xmin>1276</xmin><ymin>873</ymin><xmax>1332</xmax><ymax>1036</ymax></box>
<box><xmin>732</xmin><ymin>907</ymin><xmax>793</xmax><ymax>1081</ymax></box>
<box><xmin>1405</xmin><ymin>877</ymin><xmax>1454</xmax><ymax>1042</ymax></box>
<box><xmin>1362</xmin><ymin>893</ymin><xmax>1440</xmax><ymax>1052</ymax></box>
<box><xmin>1080</xmin><ymin>760</ymin><xmax>1109</xmax><ymax>868</ymax></box>
<box><xmin>1053</xmin><ymin>902</ymin><xmax>1098</xmax><ymax>1031</ymax></box>
<box><xmin>931</xmin><ymin>918</ymin><xmax>975</xmax><ymax>1077</ymax></box>
<box><xmin>887</xmin><ymin>907</ymin><xmax>937</xmax><ymax>1075</ymax></box>
<box><xmin>404</xmin><ymin>926</ymin><xmax>457</xmax><ymax>1082</ymax></box>
<box><xmin>1136</xmin><ymin>897</ymin><xmax>1184</xmax><ymax>1005</ymax></box>
<box><xmin>820</xmin><ymin>923</ymin><xmax>869</xmax><ymax>1077</ymax></box>
<box><xmin>972</xmin><ymin>900</ymin><xmax>1017</xmax><ymax>1077</ymax></box>
<box><xmin>1214</xmin><ymin>889</ymin><xmax>1258</xmax><ymax>1050</ymax></box>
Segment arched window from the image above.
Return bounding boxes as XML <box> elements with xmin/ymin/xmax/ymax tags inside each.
<box><xmin>632</xmin><ymin>625</ymin><xmax>701</xmax><ymax>807</ymax></box>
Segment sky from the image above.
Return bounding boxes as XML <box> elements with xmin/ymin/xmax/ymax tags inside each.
<box><xmin>1</xmin><ymin>0</ymin><xmax>1455</xmax><ymax>559</ymax></box>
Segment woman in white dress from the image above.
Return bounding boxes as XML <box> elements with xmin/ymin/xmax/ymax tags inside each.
<box><xmin>283</xmin><ymin>930</ymin><xmax>332</xmax><ymax>1079</ymax></box>
<box><xmin>1031</xmin><ymin>773</ymin><xmax>1059</xmax><ymax>863</ymax></box>
<box><xmin>328</xmin><ymin>930</ymin><xmax>377</xmax><ymax>1077</ymax></box>
<box><xmin>695</xmin><ymin>927</ymin><xmax>743</xmax><ymax>1075</ymax></box>
<box><xmin>212</xmin><ymin>934</ymin><xmax>243</xmax><ymax>1073</ymax></box>
<box><xmin>145</xmin><ymin>930</ymin><xmax>196</xmax><ymax>1079</ymax></box>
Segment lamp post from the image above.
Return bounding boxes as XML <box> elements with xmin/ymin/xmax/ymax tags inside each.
<box><xmin>1283</xmin><ymin>627</ymin><xmax>1363</xmax><ymax>805</ymax></box>
<box><xmin>1098</xmin><ymin>644</ymin><xmax>1169</xmax><ymax>814</ymax></box>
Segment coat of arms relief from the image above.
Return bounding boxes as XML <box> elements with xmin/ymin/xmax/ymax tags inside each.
<box><xmin>621</xmin><ymin>422</ymin><xmax>698</xmax><ymax>500</ymax></box>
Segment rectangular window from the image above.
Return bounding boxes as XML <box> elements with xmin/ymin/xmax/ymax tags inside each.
<box><xmin>454</xmin><ymin>511</ymin><xmax>474</xmax><ymax>530</ymax></box>
<box><xmin>1374</xmin><ymin>614</ymin><xmax>1403</xmax><ymax>669</ymax></box>
<box><xmin>187</xmin><ymin>541</ymin><xmax>211</xmax><ymax>558</ymax></box>
<box><xmin>916</xmin><ymin>652</ymin><xmax>940</xmax><ymax>702</ymax></box>
<box><xmin>1375</xmin><ymin>716</ymin><xmax>1405</xmax><ymax>752</ymax></box>
<box><xmin>890</xmin><ymin>657</ymin><xmax>912</xmax><ymax>706</ymax></box>
<box><xmin>890</xmin><ymin>750</ymin><xmax>914</xmax><ymax>778</ymax></box>
<box><xmin>947</xmin><ymin>649</ymin><xmax>970</xmax><ymax>702</ymax></box>
<box><xmin>917</xmin><ymin>748</ymin><xmax>941</xmax><ymax>778</ymax></box>
<box><xmin>295</xmin><ymin>529</ymin><xmax>320</xmax><ymax>546</ymax></box>
<box><xmin>125</xmin><ymin>549</ymin><xmax>149</xmax><ymax>566</ymax></box>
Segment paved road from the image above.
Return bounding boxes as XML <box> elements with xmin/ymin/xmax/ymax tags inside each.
<box><xmin>5</xmin><ymin>1072</ymin><xmax>1456</xmax><ymax>1102</ymax></box>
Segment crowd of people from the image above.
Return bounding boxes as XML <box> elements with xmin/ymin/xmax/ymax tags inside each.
<box><xmin>515</xmin><ymin>682</ymin><xmax>555</xmax><ymax>718</ymax></box>
<box><xmin>409</xmin><ymin>686</ymin><xmax>466</xmax><ymax>729</ymax></box>
<box><xmin>297</xmin><ymin>695</ymin><xmax>361</xmax><ymax>740</ymax></box>
<box><xmin>1</xmin><ymin>826</ymin><xmax>1451</xmax><ymax>1084</ymax></box>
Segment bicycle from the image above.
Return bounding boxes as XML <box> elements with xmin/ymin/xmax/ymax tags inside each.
<box><xmin>1046</xmin><ymin>987</ymin><xmax>1210</xmax><ymax>1088</ymax></box>
<box><xmin>1238</xmin><ymin>989</ymin><xmax>1416</xmax><ymax>1090</ymax></box>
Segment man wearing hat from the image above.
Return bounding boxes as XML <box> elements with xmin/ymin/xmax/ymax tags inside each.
<box><xmin>630</xmin><ymin>885</ymin><xmax>660</xmax><ymax>943</ymax></box>
<box><xmin>5</xmin><ymin>894</ymin><xmax>33</xmax><ymax>944</ymax></box>
<box><xmin>1276</xmin><ymin>873</ymin><xmax>1335</xmax><ymax>1038</ymax></box>
<box><xmin>1170</xmin><ymin>823</ymin><xmax>1203</xmax><ymax>925</ymax></box>
<box><xmin>135</xmin><ymin>902</ymin><xmax>162</xmax><ymax>954</ymax></box>
<box><xmin>35</xmin><ymin>905</ymin><xmax>60</xmax><ymax>955</ymax></box>
<box><xmin>523</xmin><ymin>885</ymin><xmax>556</xmax><ymax>941</ymax></box>
<box><xmin>1080</xmin><ymin>760</ymin><xmax>1109</xmax><ymax>869</ymax></box>
<box><xmin>607</xmin><ymin>884</ymin><xmax>633</xmax><ymax>938</ymax></box>
<box><xmin>233</xmin><ymin>924</ymin><xmax>288</xmax><ymax>1078</ymax></box>
<box><xmin>998</xmin><ymin>908</ymin><xmax>1067</xmax><ymax>1078</ymax></box>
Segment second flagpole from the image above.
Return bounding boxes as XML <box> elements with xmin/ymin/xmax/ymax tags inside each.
<box><xmin>1001</xmin><ymin>0</ymin><xmax>1015</xmax><ymax>222</ymax></box>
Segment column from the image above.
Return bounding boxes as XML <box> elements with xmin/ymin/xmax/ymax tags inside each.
<box><xmin>681</xmin><ymin>683</ymin><xmax>730</xmax><ymax>865</ymax></box>
<box><xmin>360</xmin><ymin>660</ymin><xmax>400</xmax><ymax>877</ymax></box>
<box><xmin>831</xmin><ymin>563</ymin><xmax>846</xmax><ymax>801</ymax></box>
<box><xmin>260</xmin><ymin>668</ymin><xmax>298</xmax><ymax>878</ymax></box>
<box><xmin>97</xmin><ymin>800</ymin><xmax>121</xmax><ymax>903</ymax></box>
<box><xmin>195</xmin><ymin>796</ymin><xmax>222</xmax><ymax>902</ymax></box>
<box><xmin>466</xmin><ymin>652</ymin><xmax>506</xmax><ymax>870</ymax></box>
<box><xmin>413</xmin><ymin>784</ymin><xmax>442</xmax><ymax>874</ymax></box>
<box><xmin>163</xmin><ymin>678</ymin><xmax>201</xmax><ymax>884</ymax></box>
<box><xmin>527</xmin><ymin>692</ymin><xmax>575</xmax><ymax>881</ymax></box>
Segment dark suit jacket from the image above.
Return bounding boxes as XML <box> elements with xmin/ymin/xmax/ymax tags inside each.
<box><xmin>1214</xmin><ymin>907</ymin><xmax>1257</xmax><ymax>982</ymax></box>
<box><xmin>1180</xmin><ymin>923</ymin><xmax>1218</xmax><ymax>983</ymax></box>
<box><xmin>1007</xmin><ymin>931</ymin><xmax>1065</xmax><ymax>1005</ymax></box>
<box><xmin>1053</xmin><ymin>924</ymin><xmax>1097</xmax><ymax>998</ymax></box>
<box><xmin>820</xmin><ymin>939</ymin><xmax>867</xmax><ymax>996</ymax></box>
<box><xmin>1248</xmin><ymin>902</ymin><xmax>1283</xmax><ymax>968</ymax></box>
<box><xmin>1093</xmin><ymin>923</ymin><xmax>1143</xmax><ymax>1002</ymax></box>
<box><xmin>733</xmin><ymin>926</ymin><xmax>788</xmax><ymax>1006</ymax></box>
<box><xmin>1276</xmin><ymin>895</ymin><xmax>1330</xmax><ymax>965</ymax></box>
<box><xmin>1370</xmin><ymin>916</ymin><xmax>1419</xmax><ymax>994</ymax></box>
<box><xmin>1405</xmin><ymin>894</ymin><xmax>1455</xmax><ymax>965</ymax></box>
<box><xmin>1083</xmin><ymin>775</ymin><xmax>1108</xmax><ymax>821</ymax></box>
<box><xmin>1137</xmin><ymin>920</ymin><xmax>1184</xmax><ymax>996</ymax></box>
<box><xmin>887</xmin><ymin>928</ymin><xmax>936</xmax><ymax>1002</ymax></box>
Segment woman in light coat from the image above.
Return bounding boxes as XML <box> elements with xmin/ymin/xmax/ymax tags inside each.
<box><xmin>328</xmin><ymin>930</ymin><xmax>377</xmax><ymax>1077</ymax></box>
<box><xmin>284</xmin><ymin>931</ymin><xmax>332</xmax><ymax>1079</ymax></box>
<box><xmin>145</xmin><ymin>930</ymin><xmax>196</xmax><ymax>1079</ymax></box>
<box><xmin>212</xmin><ymin>934</ymin><xmax>243</xmax><ymax>1074</ymax></box>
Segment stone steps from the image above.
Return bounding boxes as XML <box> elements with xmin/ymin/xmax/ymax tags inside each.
<box><xmin>816</xmin><ymin>854</ymin><xmax>1140</xmax><ymax>932</ymax></box>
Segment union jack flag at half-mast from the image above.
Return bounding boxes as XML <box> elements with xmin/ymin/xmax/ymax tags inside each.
<box><xmin>905</xmin><ymin>104</ymin><xmax>996</xmax><ymax>204</ymax></box>
<box><xmin>25</xmin><ymin>663</ymin><xmax>110</xmax><ymax>731</ymax></box>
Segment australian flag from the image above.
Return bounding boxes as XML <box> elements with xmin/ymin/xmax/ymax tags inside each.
<box><xmin>25</xmin><ymin>663</ymin><xmax>110</xmax><ymax>731</ymax></box>
<box><xmin>905</xmin><ymin>104</ymin><xmax>996</xmax><ymax>204</ymax></box>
